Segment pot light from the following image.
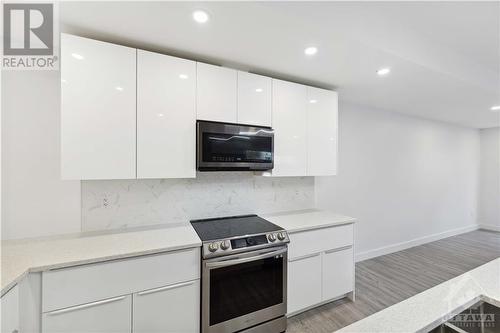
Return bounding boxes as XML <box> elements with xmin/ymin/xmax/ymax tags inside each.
<box><xmin>71</xmin><ymin>53</ymin><xmax>84</xmax><ymax>60</ymax></box>
<box><xmin>304</xmin><ymin>47</ymin><xmax>318</xmax><ymax>56</ymax></box>
<box><xmin>490</xmin><ymin>105</ymin><xmax>500</xmax><ymax>111</ymax></box>
<box><xmin>115</xmin><ymin>86</ymin><xmax>123</xmax><ymax>91</ymax></box>
<box><xmin>179</xmin><ymin>74</ymin><xmax>189</xmax><ymax>79</ymax></box>
<box><xmin>193</xmin><ymin>10</ymin><xmax>209</xmax><ymax>23</ymax></box>
<box><xmin>255</xmin><ymin>88</ymin><xmax>263</xmax><ymax>93</ymax></box>
<box><xmin>309</xmin><ymin>99</ymin><xmax>317</xmax><ymax>104</ymax></box>
<box><xmin>377</xmin><ymin>67</ymin><xmax>391</xmax><ymax>76</ymax></box>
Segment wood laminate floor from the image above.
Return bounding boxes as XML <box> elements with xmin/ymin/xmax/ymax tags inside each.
<box><xmin>286</xmin><ymin>230</ymin><xmax>500</xmax><ymax>333</ymax></box>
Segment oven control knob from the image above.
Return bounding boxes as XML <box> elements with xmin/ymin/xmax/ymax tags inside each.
<box><xmin>208</xmin><ymin>242</ymin><xmax>219</xmax><ymax>252</ymax></box>
<box><xmin>267</xmin><ymin>233</ymin><xmax>276</xmax><ymax>242</ymax></box>
<box><xmin>277</xmin><ymin>232</ymin><xmax>286</xmax><ymax>241</ymax></box>
<box><xmin>220</xmin><ymin>240</ymin><xmax>230</xmax><ymax>250</ymax></box>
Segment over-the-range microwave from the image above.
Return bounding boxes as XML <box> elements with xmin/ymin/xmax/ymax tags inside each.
<box><xmin>197</xmin><ymin>120</ymin><xmax>274</xmax><ymax>171</ymax></box>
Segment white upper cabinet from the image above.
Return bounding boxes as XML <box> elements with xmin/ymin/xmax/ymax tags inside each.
<box><xmin>137</xmin><ymin>50</ymin><xmax>196</xmax><ymax>179</ymax></box>
<box><xmin>61</xmin><ymin>33</ymin><xmax>136</xmax><ymax>180</ymax></box>
<box><xmin>196</xmin><ymin>62</ymin><xmax>237</xmax><ymax>123</ymax></box>
<box><xmin>237</xmin><ymin>72</ymin><xmax>272</xmax><ymax>127</ymax></box>
<box><xmin>306</xmin><ymin>87</ymin><xmax>338</xmax><ymax>176</ymax></box>
<box><xmin>271</xmin><ymin>79</ymin><xmax>307</xmax><ymax>177</ymax></box>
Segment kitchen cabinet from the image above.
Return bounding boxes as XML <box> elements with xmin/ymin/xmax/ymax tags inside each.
<box><xmin>286</xmin><ymin>223</ymin><xmax>355</xmax><ymax>316</ymax></box>
<box><xmin>137</xmin><ymin>50</ymin><xmax>196</xmax><ymax>179</ymax></box>
<box><xmin>61</xmin><ymin>33</ymin><xmax>136</xmax><ymax>180</ymax></box>
<box><xmin>306</xmin><ymin>87</ymin><xmax>338</xmax><ymax>176</ymax></box>
<box><xmin>196</xmin><ymin>62</ymin><xmax>237</xmax><ymax>123</ymax></box>
<box><xmin>287</xmin><ymin>253</ymin><xmax>322</xmax><ymax>314</ymax></box>
<box><xmin>40</xmin><ymin>248</ymin><xmax>200</xmax><ymax>332</ymax></box>
<box><xmin>237</xmin><ymin>71</ymin><xmax>272</xmax><ymax>127</ymax></box>
<box><xmin>133</xmin><ymin>280</ymin><xmax>200</xmax><ymax>333</ymax></box>
<box><xmin>42</xmin><ymin>295</ymin><xmax>132</xmax><ymax>333</ymax></box>
<box><xmin>270</xmin><ymin>79</ymin><xmax>307</xmax><ymax>176</ymax></box>
<box><xmin>322</xmin><ymin>247</ymin><xmax>354</xmax><ymax>301</ymax></box>
<box><xmin>1</xmin><ymin>285</ymin><xmax>19</xmax><ymax>333</ymax></box>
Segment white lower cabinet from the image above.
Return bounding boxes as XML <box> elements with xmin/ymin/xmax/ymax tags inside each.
<box><xmin>42</xmin><ymin>295</ymin><xmax>132</xmax><ymax>333</ymax></box>
<box><xmin>133</xmin><ymin>280</ymin><xmax>200</xmax><ymax>333</ymax></box>
<box><xmin>286</xmin><ymin>224</ymin><xmax>355</xmax><ymax>316</ymax></box>
<box><xmin>40</xmin><ymin>249</ymin><xmax>201</xmax><ymax>333</ymax></box>
<box><xmin>322</xmin><ymin>247</ymin><xmax>354</xmax><ymax>301</ymax></box>
<box><xmin>1</xmin><ymin>285</ymin><xmax>20</xmax><ymax>333</ymax></box>
<box><xmin>287</xmin><ymin>253</ymin><xmax>322</xmax><ymax>314</ymax></box>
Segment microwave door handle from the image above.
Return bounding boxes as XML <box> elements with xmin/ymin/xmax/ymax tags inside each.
<box><xmin>205</xmin><ymin>247</ymin><xmax>287</xmax><ymax>269</ymax></box>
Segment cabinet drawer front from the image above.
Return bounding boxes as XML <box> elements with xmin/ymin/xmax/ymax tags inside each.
<box><xmin>322</xmin><ymin>247</ymin><xmax>354</xmax><ymax>301</ymax></box>
<box><xmin>42</xmin><ymin>248</ymin><xmax>199</xmax><ymax>312</ymax></box>
<box><xmin>133</xmin><ymin>280</ymin><xmax>200</xmax><ymax>333</ymax></box>
<box><xmin>288</xmin><ymin>224</ymin><xmax>353</xmax><ymax>259</ymax></box>
<box><xmin>287</xmin><ymin>253</ymin><xmax>322</xmax><ymax>315</ymax></box>
<box><xmin>42</xmin><ymin>295</ymin><xmax>131</xmax><ymax>333</ymax></box>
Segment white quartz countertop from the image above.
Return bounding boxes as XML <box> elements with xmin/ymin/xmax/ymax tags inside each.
<box><xmin>336</xmin><ymin>257</ymin><xmax>500</xmax><ymax>333</ymax></box>
<box><xmin>1</xmin><ymin>223</ymin><xmax>201</xmax><ymax>296</ymax></box>
<box><xmin>263</xmin><ymin>209</ymin><xmax>356</xmax><ymax>234</ymax></box>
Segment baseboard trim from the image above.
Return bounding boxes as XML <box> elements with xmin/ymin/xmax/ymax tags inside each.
<box><xmin>355</xmin><ymin>224</ymin><xmax>479</xmax><ymax>262</ymax></box>
<box><xmin>478</xmin><ymin>224</ymin><xmax>500</xmax><ymax>232</ymax></box>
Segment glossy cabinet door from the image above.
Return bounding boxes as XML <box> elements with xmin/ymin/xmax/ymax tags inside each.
<box><xmin>42</xmin><ymin>295</ymin><xmax>131</xmax><ymax>333</ymax></box>
<box><xmin>61</xmin><ymin>33</ymin><xmax>136</xmax><ymax>180</ymax></box>
<box><xmin>237</xmin><ymin>71</ymin><xmax>272</xmax><ymax>127</ymax></box>
<box><xmin>322</xmin><ymin>247</ymin><xmax>354</xmax><ymax>302</ymax></box>
<box><xmin>133</xmin><ymin>280</ymin><xmax>200</xmax><ymax>333</ymax></box>
<box><xmin>271</xmin><ymin>79</ymin><xmax>307</xmax><ymax>176</ymax></box>
<box><xmin>196</xmin><ymin>62</ymin><xmax>237</xmax><ymax>123</ymax></box>
<box><xmin>287</xmin><ymin>253</ymin><xmax>322</xmax><ymax>315</ymax></box>
<box><xmin>306</xmin><ymin>87</ymin><xmax>338</xmax><ymax>176</ymax></box>
<box><xmin>137</xmin><ymin>50</ymin><xmax>196</xmax><ymax>179</ymax></box>
<box><xmin>1</xmin><ymin>285</ymin><xmax>19</xmax><ymax>333</ymax></box>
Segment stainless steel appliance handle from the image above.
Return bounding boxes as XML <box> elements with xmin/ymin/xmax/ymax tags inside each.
<box><xmin>206</xmin><ymin>247</ymin><xmax>287</xmax><ymax>269</ymax></box>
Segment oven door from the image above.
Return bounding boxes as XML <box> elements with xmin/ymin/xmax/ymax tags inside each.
<box><xmin>202</xmin><ymin>246</ymin><xmax>287</xmax><ymax>333</ymax></box>
<box><xmin>197</xmin><ymin>121</ymin><xmax>274</xmax><ymax>171</ymax></box>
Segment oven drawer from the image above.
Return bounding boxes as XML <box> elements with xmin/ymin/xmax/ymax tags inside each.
<box><xmin>42</xmin><ymin>248</ymin><xmax>200</xmax><ymax>312</ymax></box>
<box><xmin>288</xmin><ymin>223</ymin><xmax>353</xmax><ymax>259</ymax></box>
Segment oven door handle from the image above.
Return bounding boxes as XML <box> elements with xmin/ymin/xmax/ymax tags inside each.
<box><xmin>205</xmin><ymin>247</ymin><xmax>287</xmax><ymax>269</ymax></box>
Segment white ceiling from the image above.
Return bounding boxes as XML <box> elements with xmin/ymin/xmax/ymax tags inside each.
<box><xmin>60</xmin><ymin>1</ymin><xmax>500</xmax><ymax>128</ymax></box>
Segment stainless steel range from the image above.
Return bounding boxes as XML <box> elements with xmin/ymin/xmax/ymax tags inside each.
<box><xmin>190</xmin><ymin>215</ymin><xmax>290</xmax><ymax>333</ymax></box>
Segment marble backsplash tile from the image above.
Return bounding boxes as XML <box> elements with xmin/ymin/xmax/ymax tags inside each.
<box><xmin>81</xmin><ymin>173</ymin><xmax>315</xmax><ymax>232</ymax></box>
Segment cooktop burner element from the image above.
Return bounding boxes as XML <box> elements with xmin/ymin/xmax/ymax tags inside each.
<box><xmin>190</xmin><ymin>214</ymin><xmax>289</xmax><ymax>259</ymax></box>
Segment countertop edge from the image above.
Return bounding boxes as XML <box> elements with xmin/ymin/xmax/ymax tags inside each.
<box><xmin>285</xmin><ymin>219</ymin><xmax>356</xmax><ymax>234</ymax></box>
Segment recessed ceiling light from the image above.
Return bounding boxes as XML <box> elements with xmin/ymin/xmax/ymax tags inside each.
<box><xmin>115</xmin><ymin>86</ymin><xmax>123</xmax><ymax>91</ymax></box>
<box><xmin>377</xmin><ymin>67</ymin><xmax>391</xmax><ymax>76</ymax></box>
<box><xmin>179</xmin><ymin>74</ymin><xmax>189</xmax><ymax>79</ymax></box>
<box><xmin>255</xmin><ymin>88</ymin><xmax>263</xmax><ymax>93</ymax></box>
<box><xmin>304</xmin><ymin>47</ymin><xmax>318</xmax><ymax>56</ymax></box>
<box><xmin>193</xmin><ymin>10</ymin><xmax>209</xmax><ymax>23</ymax></box>
<box><xmin>490</xmin><ymin>105</ymin><xmax>500</xmax><ymax>111</ymax></box>
<box><xmin>71</xmin><ymin>53</ymin><xmax>84</xmax><ymax>60</ymax></box>
<box><xmin>309</xmin><ymin>99</ymin><xmax>317</xmax><ymax>104</ymax></box>
<box><xmin>61</xmin><ymin>79</ymin><xmax>66</xmax><ymax>83</ymax></box>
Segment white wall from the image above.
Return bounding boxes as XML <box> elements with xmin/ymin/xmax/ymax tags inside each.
<box><xmin>315</xmin><ymin>102</ymin><xmax>480</xmax><ymax>261</ymax></box>
<box><xmin>478</xmin><ymin>127</ymin><xmax>500</xmax><ymax>231</ymax></box>
<box><xmin>1</xmin><ymin>71</ymin><xmax>81</xmax><ymax>240</ymax></box>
